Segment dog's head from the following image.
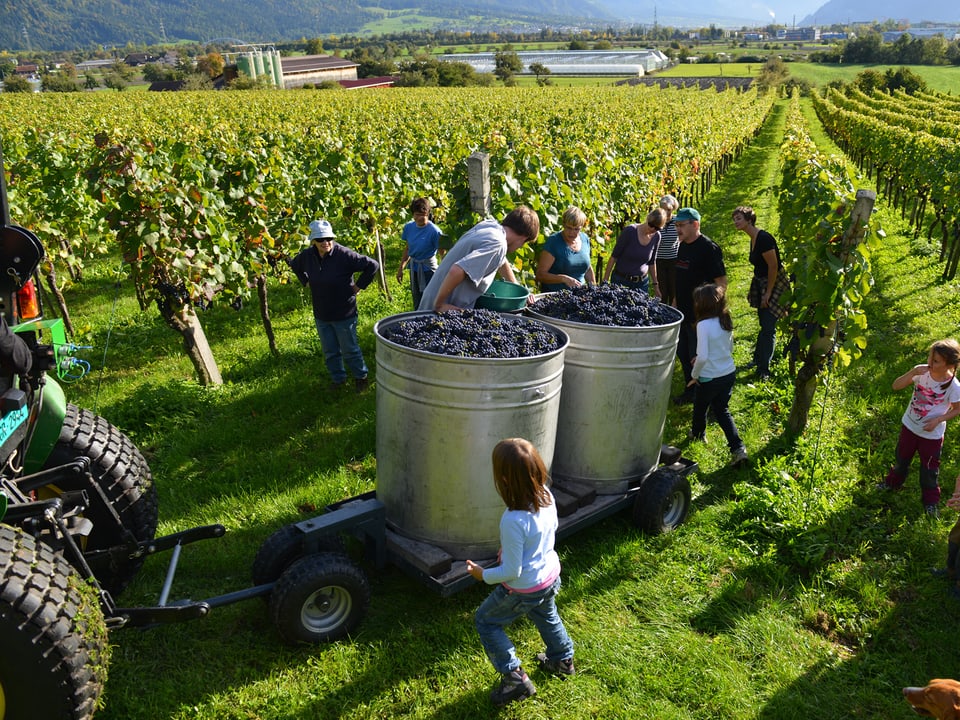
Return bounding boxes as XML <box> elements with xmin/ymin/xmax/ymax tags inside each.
<box><xmin>904</xmin><ymin>679</ymin><xmax>960</xmax><ymax>720</ymax></box>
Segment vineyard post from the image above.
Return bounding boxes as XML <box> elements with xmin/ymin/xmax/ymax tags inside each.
<box><xmin>787</xmin><ymin>189</ymin><xmax>876</xmax><ymax>435</ymax></box>
<box><xmin>373</xmin><ymin>226</ymin><xmax>392</xmax><ymax>301</ymax></box>
<box><xmin>467</xmin><ymin>152</ymin><xmax>491</xmax><ymax>216</ymax></box>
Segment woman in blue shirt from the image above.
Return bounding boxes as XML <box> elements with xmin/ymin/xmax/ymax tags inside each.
<box><xmin>534</xmin><ymin>206</ymin><xmax>595</xmax><ymax>292</ymax></box>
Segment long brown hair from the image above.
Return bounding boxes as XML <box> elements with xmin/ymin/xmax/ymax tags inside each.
<box><xmin>692</xmin><ymin>283</ymin><xmax>733</xmax><ymax>331</ymax></box>
<box><xmin>491</xmin><ymin>438</ymin><xmax>552</xmax><ymax>512</ymax></box>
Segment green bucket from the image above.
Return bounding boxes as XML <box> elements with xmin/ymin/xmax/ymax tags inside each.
<box><xmin>475</xmin><ymin>280</ymin><xmax>530</xmax><ymax>312</ymax></box>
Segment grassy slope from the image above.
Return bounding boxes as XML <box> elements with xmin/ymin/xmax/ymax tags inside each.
<box><xmin>60</xmin><ymin>92</ymin><xmax>960</xmax><ymax>719</ymax></box>
<box><xmin>785</xmin><ymin>62</ymin><xmax>960</xmax><ymax>93</ymax></box>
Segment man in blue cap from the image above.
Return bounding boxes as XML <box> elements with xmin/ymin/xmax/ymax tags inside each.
<box><xmin>672</xmin><ymin>207</ymin><xmax>727</xmax><ymax>405</ymax></box>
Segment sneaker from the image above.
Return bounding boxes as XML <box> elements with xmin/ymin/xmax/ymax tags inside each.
<box><xmin>731</xmin><ymin>447</ymin><xmax>749</xmax><ymax>466</ymax></box>
<box><xmin>355</xmin><ymin>376</ymin><xmax>369</xmax><ymax>393</ymax></box>
<box><xmin>329</xmin><ymin>379</ymin><xmax>347</xmax><ymax>392</ymax></box>
<box><xmin>673</xmin><ymin>388</ymin><xmax>695</xmax><ymax>406</ymax></box>
<box><xmin>738</xmin><ymin>361</ymin><xmax>757</xmax><ymax>372</ymax></box>
<box><xmin>931</xmin><ymin>567</ymin><xmax>955</xmax><ymax>580</ymax></box>
<box><xmin>490</xmin><ymin>668</ymin><xmax>536</xmax><ymax>707</ymax></box>
<box><xmin>925</xmin><ymin>504</ymin><xmax>940</xmax><ymax>519</ymax></box>
<box><xmin>876</xmin><ymin>480</ymin><xmax>894</xmax><ymax>491</ymax></box>
<box><xmin>687</xmin><ymin>431</ymin><xmax>706</xmax><ymax>442</ymax></box>
<box><xmin>536</xmin><ymin>652</ymin><xmax>575</xmax><ymax>679</ymax></box>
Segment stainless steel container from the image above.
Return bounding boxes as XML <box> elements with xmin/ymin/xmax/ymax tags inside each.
<box><xmin>526</xmin><ymin>309</ymin><xmax>682</xmax><ymax>494</ymax></box>
<box><xmin>374</xmin><ymin>312</ymin><xmax>568</xmax><ymax>559</ymax></box>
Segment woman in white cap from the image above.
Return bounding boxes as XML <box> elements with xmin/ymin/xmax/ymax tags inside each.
<box><xmin>288</xmin><ymin>219</ymin><xmax>379</xmax><ymax>392</ymax></box>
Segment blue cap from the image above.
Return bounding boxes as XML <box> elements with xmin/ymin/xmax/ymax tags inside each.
<box><xmin>308</xmin><ymin>219</ymin><xmax>336</xmax><ymax>240</ymax></box>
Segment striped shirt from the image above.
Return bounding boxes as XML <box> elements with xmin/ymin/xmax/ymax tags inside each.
<box><xmin>656</xmin><ymin>219</ymin><xmax>679</xmax><ymax>260</ymax></box>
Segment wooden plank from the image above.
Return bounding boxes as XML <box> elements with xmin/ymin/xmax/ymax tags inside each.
<box><xmin>385</xmin><ymin>529</ymin><xmax>453</xmax><ymax>577</ymax></box>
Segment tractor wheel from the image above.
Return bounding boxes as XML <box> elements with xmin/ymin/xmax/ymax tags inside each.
<box><xmin>0</xmin><ymin>523</ymin><xmax>108</xmax><ymax>720</ymax></box>
<box><xmin>39</xmin><ymin>403</ymin><xmax>158</xmax><ymax>596</ymax></box>
<box><xmin>251</xmin><ymin>524</ymin><xmax>346</xmax><ymax>587</ymax></box>
<box><xmin>269</xmin><ymin>553</ymin><xmax>370</xmax><ymax>644</ymax></box>
<box><xmin>632</xmin><ymin>468</ymin><xmax>691</xmax><ymax>534</ymax></box>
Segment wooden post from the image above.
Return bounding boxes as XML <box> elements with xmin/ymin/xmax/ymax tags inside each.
<box><xmin>467</xmin><ymin>152</ymin><xmax>490</xmax><ymax>217</ymax></box>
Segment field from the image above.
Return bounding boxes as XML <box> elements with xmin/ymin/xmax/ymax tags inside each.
<box><xmin>785</xmin><ymin>62</ymin><xmax>960</xmax><ymax>92</ymax></box>
<box><xmin>3</xmin><ymin>85</ymin><xmax>960</xmax><ymax>719</ymax></box>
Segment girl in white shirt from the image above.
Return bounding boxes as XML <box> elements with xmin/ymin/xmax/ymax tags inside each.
<box><xmin>880</xmin><ymin>339</ymin><xmax>960</xmax><ymax>516</ymax></box>
<box><xmin>466</xmin><ymin>438</ymin><xmax>575</xmax><ymax>707</ymax></box>
<box><xmin>687</xmin><ymin>284</ymin><xmax>748</xmax><ymax>466</ymax></box>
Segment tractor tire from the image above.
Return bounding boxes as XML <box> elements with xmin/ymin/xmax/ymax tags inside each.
<box><xmin>632</xmin><ymin>468</ymin><xmax>691</xmax><ymax>534</ymax></box>
<box><xmin>0</xmin><ymin>523</ymin><xmax>108</xmax><ymax>720</ymax></box>
<box><xmin>251</xmin><ymin>524</ymin><xmax>345</xmax><ymax>587</ymax></box>
<box><xmin>40</xmin><ymin>404</ymin><xmax>158</xmax><ymax>596</ymax></box>
<box><xmin>269</xmin><ymin>552</ymin><xmax>370</xmax><ymax>644</ymax></box>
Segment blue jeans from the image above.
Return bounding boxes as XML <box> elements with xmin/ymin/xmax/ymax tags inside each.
<box><xmin>754</xmin><ymin>307</ymin><xmax>777</xmax><ymax>376</ymax></box>
<box><xmin>691</xmin><ymin>371</ymin><xmax>744</xmax><ymax>453</ymax></box>
<box><xmin>409</xmin><ymin>266</ymin><xmax>435</xmax><ymax>310</ymax></box>
<box><xmin>475</xmin><ymin>577</ymin><xmax>573</xmax><ymax>674</ymax></box>
<box><xmin>315</xmin><ymin>316</ymin><xmax>367</xmax><ymax>383</ymax></box>
<box><xmin>612</xmin><ymin>272</ymin><xmax>649</xmax><ymax>294</ymax></box>
<box><xmin>676</xmin><ymin>321</ymin><xmax>698</xmax><ymax>384</ymax></box>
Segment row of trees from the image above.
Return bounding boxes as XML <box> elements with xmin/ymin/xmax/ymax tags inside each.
<box><xmin>810</xmin><ymin>31</ymin><xmax>960</xmax><ymax>66</ymax></box>
<box><xmin>1</xmin><ymin>86</ymin><xmax>774</xmax><ymax>384</ymax></box>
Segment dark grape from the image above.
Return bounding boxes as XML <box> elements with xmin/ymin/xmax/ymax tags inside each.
<box><xmin>381</xmin><ymin>309</ymin><xmax>562</xmax><ymax>358</ymax></box>
<box><xmin>529</xmin><ymin>285</ymin><xmax>682</xmax><ymax>327</ymax></box>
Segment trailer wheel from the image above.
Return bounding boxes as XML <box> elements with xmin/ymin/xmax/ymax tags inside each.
<box><xmin>0</xmin><ymin>523</ymin><xmax>108</xmax><ymax>720</ymax></box>
<box><xmin>632</xmin><ymin>468</ymin><xmax>691</xmax><ymax>534</ymax></box>
<box><xmin>39</xmin><ymin>404</ymin><xmax>159</xmax><ymax>596</ymax></box>
<box><xmin>269</xmin><ymin>552</ymin><xmax>370</xmax><ymax>644</ymax></box>
<box><xmin>251</xmin><ymin>524</ymin><xmax>346</xmax><ymax>586</ymax></box>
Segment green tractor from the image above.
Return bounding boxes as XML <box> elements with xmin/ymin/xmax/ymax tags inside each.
<box><xmin>0</xmin><ymin>150</ymin><xmax>158</xmax><ymax>719</ymax></box>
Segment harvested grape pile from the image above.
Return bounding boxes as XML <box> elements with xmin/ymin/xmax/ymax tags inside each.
<box><xmin>530</xmin><ymin>284</ymin><xmax>682</xmax><ymax>327</ymax></box>
<box><xmin>380</xmin><ymin>309</ymin><xmax>562</xmax><ymax>358</ymax></box>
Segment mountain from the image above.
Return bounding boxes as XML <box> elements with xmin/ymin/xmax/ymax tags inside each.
<box><xmin>798</xmin><ymin>0</ymin><xmax>960</xmax><ymax>25</ymax></box>
<box><xmin>1</xmin><ymin>0</ymin><xmax>957</xmax><ymax>53</ymax></box>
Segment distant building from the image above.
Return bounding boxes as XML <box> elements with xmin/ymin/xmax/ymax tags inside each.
<box><xmin>338</xmin><ymin>76</ymin><xmax>394</xmax><ymax>90</ymax></box>
<box><xmin>280</xmin><ymin>54</ymin><xmax>359</xmax><ymax>89</ymax></box>
<box><xmin>820</xmin><ymin>32</ymin><xmax>849</xmax><ymax>41</ymax></box>
<box><xmin>777</xmin><ymin>27</ymin><xmax>820</xmax><ymax>42</ymax></box>
<box><xmin>742</xmin><ymin>32</ymin><xmax>765</xmax><ymax>42</ymax></box>
<box><xmin>882</xmin><ymin>28</ymin><xmax>959</xmax><ymax>41</ymax></box>
<box><xmin>437</xmin><ymin>50</ymin><xmax>669</xmax><ymax>76</ymax></box>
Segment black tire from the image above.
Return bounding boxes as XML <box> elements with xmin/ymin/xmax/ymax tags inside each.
<box><xmin>251</xmin><ymin>524</ymin><xmax>346</xmax><ymax>587</ymax></box>
<box><xmin>632</xmin><ymin>468</ymin><xmax>691</xmax><ymax>534</ymax></box>
<box><xmin>269</xmin><ymin>553</ymin><xmax>370</xmax><ymax>644</ymax></box>
<box><xmin>0</xmin><ymin>523</ymin><xmax>108</xmax><ymax>720</ymax></box>
<box><xmin>39</xmin><ymin>403</ymin><xmax>159</xmax><ymax>596</ymax></box>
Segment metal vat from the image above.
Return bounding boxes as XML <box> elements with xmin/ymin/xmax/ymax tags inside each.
<box><xmin>526</xmin><ymin>308</ymin><xmax>682</xmax><ymax>494</ymax></box>
<box><xmin>374</xmin><ymin>312</ymin><xmax>568</xmax><ymax>559</ymax></box>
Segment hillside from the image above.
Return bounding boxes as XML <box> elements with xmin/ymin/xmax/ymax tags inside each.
<box><xmin>2</xmin><ymin>0</ymin><xmax>605</xmax><ymax>52</ymax></box>
<box><xmin>2</xmin><ymin>0</ymin><xmax>958</xmax><ymax>53</ymax></box>
<box><xmin>800</xmin><ymin>0</ymin><xmax>960</xmax><ymax>24</ymax></box>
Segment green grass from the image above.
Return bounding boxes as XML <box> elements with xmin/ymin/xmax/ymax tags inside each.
<box><xmin>784</xmin><ymin>62</ymin><xmax>960</xmax><ymax>93</ymax></box>
<box><xmin>47</xmin><ymin>97</ymin><xmax>960</xmax><ymax>719</ymax></box>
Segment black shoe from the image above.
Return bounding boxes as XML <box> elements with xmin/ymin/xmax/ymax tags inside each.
<box><xmin>490</xmin><ymin>668</ymin><xmax>536</xmax><ymax>707</ymax></box>
<box><xmin>329</xmin><ymin>379</ymin><xmax>347</xmax><ymax>392</ymax></box>
<box><xmin>673</xmin><ymin>388</ymin><xmax>695</xmax><ymax>405</ymax></box>
<box><xmin>931</xmin><ymin>567</ymin><xmax>955</xmax><ymax>580</ymax></box>
<box><xmin>355</xmin><ymin>376</ymin><xmax>369</xmax><ymax>393</ymax></box>
<box><xmin>738</xmin><ymin>361</ymin><xmax>757</xmax><ymax>372</ymax></box>
<box><xmin>536</xmin><ymin>652</ymin><xmax>575</xmax><ymax>679</ymax></box>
